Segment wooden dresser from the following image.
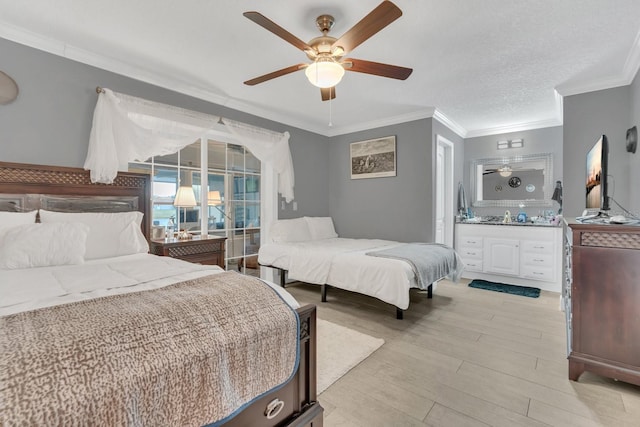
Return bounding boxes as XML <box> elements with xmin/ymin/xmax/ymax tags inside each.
<box><xmin>564</xmin><ymin>220</ymin><xmax>640</xmax><ymax>386</ymax></box>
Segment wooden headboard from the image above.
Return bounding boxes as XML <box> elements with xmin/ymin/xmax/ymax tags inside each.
<box><xmin>0</xmin><ymin>162</ymin><xmax>151</xmax><ymax>239</ymax></box>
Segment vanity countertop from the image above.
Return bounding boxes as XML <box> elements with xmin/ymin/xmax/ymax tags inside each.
<box><xmin>457</xmin><ymin>217</ymin><xmax>561</xmax><ymax>227</ymax></box>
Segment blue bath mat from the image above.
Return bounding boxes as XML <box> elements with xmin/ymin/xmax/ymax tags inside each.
<box><xmin>468</xmin><ymin>279</ymin><xmax>540</xmax><ymax>298</ymax></box>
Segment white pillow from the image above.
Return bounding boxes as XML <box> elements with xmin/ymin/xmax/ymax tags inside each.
<box><xmin>39</xmin><ymin>210</ymin><xmax>149</xmax><ymax>260</ymax></box>
<box><xmin>0</xmin><ymin>222</ymin><xmax>89</xmax><ymax>269</ymax></box>
<box><xmin>269</xmin><ymin>217</ymin><xmax>312</xmax><ymax>243</ymax></box>
<box><xmin>304</xmin><ymin>217</ymin><xmax>338</xmax><ymax>240</ymax></box>
<box><xmin>0</xmin><ymin>210</ymin><xmax>37</xmax><ymax>232</ymax></box>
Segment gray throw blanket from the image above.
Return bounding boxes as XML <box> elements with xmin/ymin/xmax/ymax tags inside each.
<box><xmin>0</xmin><ymin>271</ymin><xmax>299</xmax><ymax>427</ymax></box>
<box><xmin>367</xmin><ymin>243</ymin><xmax>464</xmax><ymax>289</ymax></box>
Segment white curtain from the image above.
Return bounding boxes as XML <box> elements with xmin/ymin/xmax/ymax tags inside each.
<box><xmin>84</xmin><ymin>88</ymin><xmax>295</xmax><ymax>202</ymax></box>
<box><xmin>223</xmin><ymin>118</ymin><xmax>294</xmax><ymax>203</ymax></box>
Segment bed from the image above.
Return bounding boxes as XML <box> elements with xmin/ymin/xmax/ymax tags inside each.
<box><xmin>259</xmin><ymin>217</ymin><xmax>463</xmax><ymax>319</ymax></box>
<box><xmin>0</xmin><ymin>162</ymin><xmax>322</xmax><ymax>427</ymax></box>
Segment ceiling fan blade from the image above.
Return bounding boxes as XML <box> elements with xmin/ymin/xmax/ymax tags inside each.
<box><xmin>321</xmin><ymin>87</ymin><xmax>336</xmax><ymax>101</ymax></box>
<box><xmin>244</xmin><ymin>64</ymin><xmax>307</xmax><ymax>86</ymax></box>
<box><xmin>331</xmin><ymin>1</ymin><xmax>402</xmax><ymax>54</ymax></box>
<box><xmin>244</xmin><ymin>11</ymin><xmax>312</xmax><ymax>52</ymax></box>
<box><xmin>343</xmin><ymin>58</ymin><xmax>412</xmax><ymax>80</ymax></box>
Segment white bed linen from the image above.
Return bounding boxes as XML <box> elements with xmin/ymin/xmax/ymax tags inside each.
<box><xmin>259</xmin><ymin>238</ymin><xmax>420</xmax><ymax>309</ymax></box>
<box><xmin>0</xmin><ymin>253</ymin><xmax>299</xmax><ymax>316</ymax></box>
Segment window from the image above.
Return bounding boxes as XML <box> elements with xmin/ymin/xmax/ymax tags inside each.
<box><xmin>130</xmin><ymin>139</ymin><xmax>261</xmax><ymax>274</ymax></box>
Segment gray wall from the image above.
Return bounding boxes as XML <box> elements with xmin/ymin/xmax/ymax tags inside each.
<box><xmin>563</xmin><ymin>86</ymin><xmax>631</xmax><ymax>217</ymax></box>
<box><xmin>328</xmin><ymin>119</ymin><xmax>434</xmax><ymax>242</ymax></box>
<box><xmin>630</xmin><ymin>71</ymin><xmax>640</xmax><ymax>214</ymax></box>
<box><xmin>464</xmin><ymin>126</ymin><xmax>563</xmax><ymax>217</ymax></box>
<box><xmin>0</xmin><ymin>37</ymin><xmax>330</xmax><ymax>219</ymax></box>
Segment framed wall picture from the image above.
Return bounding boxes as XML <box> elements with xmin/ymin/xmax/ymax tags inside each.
<box><xmin>350</xmin><ymin>135</ymin><xmax>396</xmax><ymax>179</ymax></box>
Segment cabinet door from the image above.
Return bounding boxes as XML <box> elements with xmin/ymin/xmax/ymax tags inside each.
<box><xmin>483</xmin><ymin>238</ymin><xmax>519</xmax><ymax>275</ymax></box>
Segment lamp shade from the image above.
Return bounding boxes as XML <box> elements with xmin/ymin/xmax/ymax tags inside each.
<box><xmin>207</xmin><ymin>190</ymin><xmax>223</xmax><ymax>206</ymax></box>
<box><xmin>173</xmin><ymin>186</ymin><xmax>197</xmax><ymax>207</ymax></box>
<box><xmin>305</xmin><ymin>59</ymin><xmax>345</xmax><ymax>88</ymax></box>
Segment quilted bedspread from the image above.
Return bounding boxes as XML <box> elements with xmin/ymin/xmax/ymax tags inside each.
<box><xmin>0</xmin><ymin>271</ymin><xmax>299</xmax><ymax>426</ymax></box>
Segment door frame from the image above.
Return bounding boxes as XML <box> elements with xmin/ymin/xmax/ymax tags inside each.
<box><xmin>435</xmin><ymin>134</ymin><xmax>454</xmax><ymax>246</ymax></box>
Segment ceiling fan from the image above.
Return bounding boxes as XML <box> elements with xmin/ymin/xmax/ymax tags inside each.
<box><xmin>243</xmin><ymin>1</ymin><xmax>413</xmax><ymax>101</ymax></box>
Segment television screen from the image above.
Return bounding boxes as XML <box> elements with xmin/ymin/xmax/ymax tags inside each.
<box><xmin>585</xmin><ymin>135</ymin><xmax>609</xmax><ymax>211</ymax></box>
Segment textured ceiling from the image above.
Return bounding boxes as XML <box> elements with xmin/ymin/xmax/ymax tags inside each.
<box><xmin>1</xmin><ymin>0</ymin><xmax>639</xmax><ymax>137</ymax></box>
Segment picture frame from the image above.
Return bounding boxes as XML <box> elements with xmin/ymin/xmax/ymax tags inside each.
<box><xmin>350</xmin><ymin>135</ymin><xmax>396</xmax><ymax>179</ymax></box>
<box><xmin>151</xmin><ymin>225</ymin><xmax>166</xmax><ymax>240</ymax></box>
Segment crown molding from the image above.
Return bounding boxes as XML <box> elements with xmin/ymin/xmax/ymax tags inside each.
<box><xmin>622</xmin><ymin>28</ymin><xmax>640</xmax><ymax>84</ymax></box>
<box><xmin>323</xmin><ymin>107</ymin><xmax>436</xmax><ymax>137</ymax></box>
<box><xmin>432</xmin><ymin>109</ymin><xmax>467</xmax><ymax>138</ymax></box>
<box><xmin>555</xmin><ymin>76</ymin><xmax>630</xmax><ymax>98</ymax></box>
<box><xmin>4</xmin><ymin>21</ymin><xmax>639</xmax><ymax>140</ymax></box>
<box><xmin>465</xmin><ymin>117</ymin><xmax>563</xmax><ymax>139</ymax></box>
<box><xmin>556</xmin><ymin>29</ymin><xmax>640</xmax><ymax>97</ymax></box>
<box><xmin>0</xmin><ymin>22</ymin><xmax>340</xmax><ymax>136</ymax></box>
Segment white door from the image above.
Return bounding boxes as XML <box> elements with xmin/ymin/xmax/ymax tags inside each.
<box><xmin>435</xmin><ymin>135</ymin><xmax>454</xmax><ymax>246</ymax></box>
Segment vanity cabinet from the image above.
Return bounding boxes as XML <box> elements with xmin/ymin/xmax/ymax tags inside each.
<box><xmin>484</xmin><ymin>238</ymin><xmax>520</xmax><ymax>276</ymax></box>
<box><xmin>457</xmin><ymin>234</ymin><xmax>483</xmax><ymax>272</ymax></box>
<box><xmin>564</xmin><ymin>220</ymin><xmax>640</xmax><ymax>386</ymax></box>
<box><xmin>455</xmin><ymin>223</ymin><xmax>562</xmax><ymax>292</ymax></box>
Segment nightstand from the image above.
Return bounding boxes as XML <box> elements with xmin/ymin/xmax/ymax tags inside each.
<box><xmin>150</xmin><ymin>235</ymin><xmax>227</xmax><ymax>268</ymax></box>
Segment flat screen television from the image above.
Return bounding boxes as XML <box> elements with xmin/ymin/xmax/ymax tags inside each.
<box><xmin>585</xmin><ymin>135</ymin><xmax>610</xmax><ymax>212</ymax></box>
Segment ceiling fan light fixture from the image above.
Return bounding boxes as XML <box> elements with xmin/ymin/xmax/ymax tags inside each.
<box><xmin>305</xmin><ymin>58</ymin><xmax>344</xmax><ymax>88</ymax></box>
<box><xmin>498</xmin><ymin>165</ymin><xmax>513</xmax><ymax>177</ymax></box>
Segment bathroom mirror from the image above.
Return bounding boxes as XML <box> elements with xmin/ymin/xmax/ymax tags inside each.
<box><xmin>470</xmin><ymin>153</ymin><xmax>553</xmax><ymax>207</ymax></box>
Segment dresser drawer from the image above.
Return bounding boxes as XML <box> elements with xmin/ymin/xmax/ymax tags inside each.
<box><xmin>459</xmin><ymin>247</ymin><xmax>483</xmax><ymax>260</ymax></box>
<box><xmin>522</xmin><ymin>240</ymin><xmax>554</xmax><ymax>254</ymax></box>
<box><xmin>521</xmin><ymin>265</ymin><xmax>554</xmax><ymax>282</ymax></box>
<box><xmin>521</xmin><ymin>252</ymin><xmax>554</xmax><ymax>267</ymax></box>
<box><xmin>459</xmin><ymin>236</ymin><xmax>483</xmax><ymax>248</ymax></box>
<box><xmin>462</xmin><ymin>258</ymin><xmax>483</xmax><ymax>272</ymax></box>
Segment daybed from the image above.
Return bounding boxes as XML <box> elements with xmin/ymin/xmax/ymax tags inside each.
<box><xmin>259</xmin><ymin>217</ymin><xmax>463</xmax><ymax>319</ymax></box>
<box><xmin>0</xmin><ymin>162</ymin><xmax>322</xmax><ymax>427</ymax></box>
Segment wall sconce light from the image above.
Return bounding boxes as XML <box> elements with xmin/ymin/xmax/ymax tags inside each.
<box><xmin>510</xmin><ymin>139</ymin><xmax>524</xmax><ymax>148</ymax></box>
<box><xmin>497</xmin><ymin>139</ymin><xmax>524</xmax><ymax>150</ymax></box>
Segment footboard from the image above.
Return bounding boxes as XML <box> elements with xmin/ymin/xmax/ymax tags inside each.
<box><xmin>223</xmin><ymin>304</ymin><xmax>323</xmax><ymax>427</ymax></box>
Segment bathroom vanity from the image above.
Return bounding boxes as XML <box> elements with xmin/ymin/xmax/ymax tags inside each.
<box><xmin>455</xmin><ymin>222</ymin><xmax>562</xmax><ymax>293</ymax></box>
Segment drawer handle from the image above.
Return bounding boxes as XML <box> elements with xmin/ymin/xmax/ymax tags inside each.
<box><xmin>467</xmin><ymin>252</ymin><xmax>476</xmax><ymax>256</ymax></box>
<box><xmin>265</xmin><ymin>398</ymin><xmax>285</xmax><ymax>420</ymax></box>
<box><xmin>533</xmin><ymin>246</ymin><xmax>545</xmax><ymax>249</ymax></box>
<box><xmin>533</xmin><ymin>258</ymin><xmax>544</xmax><ymax>262</ymax></box>
<box><xmin>467</xmin><ymin>240</ymin><xmax>477</xmax><ymax>244</ymax></box>
<box><xmin>533</xmin><ymin>272</ymin><xmax>544</xmax><ymax>275</ymax></box>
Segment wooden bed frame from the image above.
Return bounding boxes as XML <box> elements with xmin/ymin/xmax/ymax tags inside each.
<box><xmin>0</xmin><ymin>161</ymin><xmax>323</xmax><ymax>427</ymax></box>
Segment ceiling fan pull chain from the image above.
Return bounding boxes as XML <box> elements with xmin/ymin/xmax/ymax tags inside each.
<box><xmin>328</xmin><ymin>87</ymin><xmax>333</xmax><ymax>127</ymax></box>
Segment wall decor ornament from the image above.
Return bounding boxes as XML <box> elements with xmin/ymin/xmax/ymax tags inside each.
<box><xmin>627</xmin><ymin>126</ymin><xmax>637</xmax><ymax>153</ymax></box>
<box><xmin>350</xmin><ymin>135</ymin><xmax>396</xmax><ymax>179</ymax></box>
<box><xmin>0</xmin><ymin>71</ymin><xmax>19</xmax><ymax>105</ymax></box>
<box><xmin>508</xmin><ymin>176</ymin><xmax>521</xmax><ymax>188</ymax></box>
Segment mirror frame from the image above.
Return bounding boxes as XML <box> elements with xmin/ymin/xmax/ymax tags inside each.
<box><xmin>470</xmin><ymin>153</ymin><xmax>553</xmax><ymax>208</ymax></box>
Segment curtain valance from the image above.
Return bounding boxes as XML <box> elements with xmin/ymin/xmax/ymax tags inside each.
<box><xmin>84</xmin><ymin>88</ymin><xmax>295</xmax><ymax>202</ymax></box>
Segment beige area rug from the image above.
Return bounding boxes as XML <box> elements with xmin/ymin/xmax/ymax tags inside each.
<box><xmin>317</xmin><ymin>319</ymin><xmax>385</xmax><ymax>394</ymax></box>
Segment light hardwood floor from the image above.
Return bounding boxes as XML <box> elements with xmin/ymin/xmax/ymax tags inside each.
<box><xmin>283</xmin><ymin>279</ymin><xmax>640</xmax><ymax>427</ymax></box>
